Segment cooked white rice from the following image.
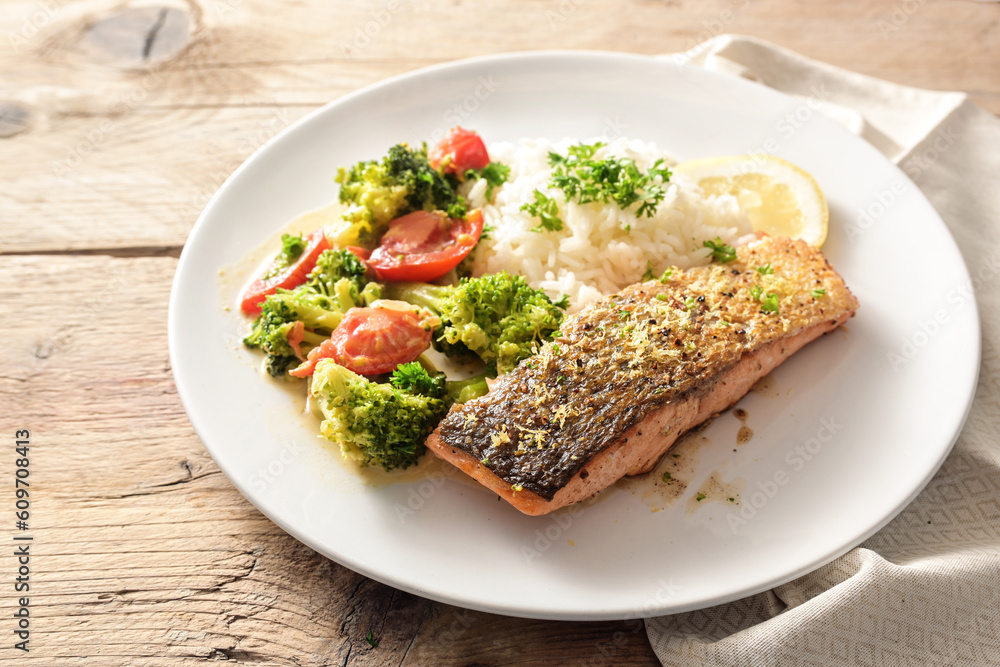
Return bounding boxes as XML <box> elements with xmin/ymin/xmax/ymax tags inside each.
<box><xmin>463</xmin><ymin>137</ymin><xmax>753</xmax><ymax>313</ymax></box>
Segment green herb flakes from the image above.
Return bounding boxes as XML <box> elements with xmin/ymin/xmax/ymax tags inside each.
<box><xmin>539</xmin><ymin>143</ymin><xmax>672</xmax><ymax>219</ymax></box>
<box><xmin>465</xmin><ymin>162</ymin><xmax>510</xmax><ymax>201</ymax></box>
<box><xmin>703</xmin><ymin>237</ymin><xmax>737</xmax><ymax>263</ymax></box>
<box><xmin>521</xmin><ymin>190</ymin><xmax>564</xmax><ymax>232</ymax></box>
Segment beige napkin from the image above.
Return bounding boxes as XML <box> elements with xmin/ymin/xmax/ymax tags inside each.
<box><xmin>645</xmin><ymin>35</ymin><xmax>1000</xmax><ymax>665</ymax></box>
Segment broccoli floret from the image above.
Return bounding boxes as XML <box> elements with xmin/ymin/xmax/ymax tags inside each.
<box><xmin>244</xmin><ymin>248</ymin><xmax>383</xmax><ymax>376</ymax></box>
<box><xmin>244</xmin><ymin>299</ymin><xmax>300</xmax><ymax>377</ymax></box>
<box><xmin>311</xmin><ymin>360</ymin><xmax>450</xmax><ymax>470</ymax></box>
<box><xmin>335</xmin><ymin>162</ymin><xmax>409</xmax><ymax>242</ymax></box>
<box><xmin>335</xmin><ymin>143</ymin><xmax>465</xmax><ymax>244</ymax></box>
<box><xmin>306</xmin><ymin>248</ymin><xmax>369</xmax><ymax>294</ymax></box>
<box><xmin>245</xmin><ymin>323</ymin><xmax>298</xmax><ymax>376</ymax></box>
<box><xmin>305</xmin><ymin>249</ymin><xmax>382</xmax><ymax>310</ymax></box>
<box><xmin>244</xmin><ymin>292</ymin><xmax>335</xmax><ymax>377</ymax></box>
<box><xmin>260</xmin><ymin>233</ymin><xmax>307</xmax><ymax>281</ymax></box>
<box><xmin>244</xmin><ymin>299</ymin><xmax>297</xmax><ymax>358</ymax></box>
<box><xmin>385</xmin><ymin>144</ymin><xmax>463</xmax><ymax>215</ymax></box>
<box><xmin>386</xmin><ymin>272</ymin><xmax>565</xmax><ymax>374</ymax></box>
<box><xmin>265</xmin><ymin>286</ymin><xmax>354</xmax><ymax>330</ymax></box>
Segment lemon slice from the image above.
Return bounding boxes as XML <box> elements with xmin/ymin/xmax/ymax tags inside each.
<box><xmin>673</xmin><ymin>155</ymin><xmax>828</xmax><ymax>247</ymax></box>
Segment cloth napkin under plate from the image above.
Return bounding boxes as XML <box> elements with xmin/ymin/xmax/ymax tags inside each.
<box><xmin>644</xmin><ymin>35</ymin><xmax>1000</xmax><ymax>666</ymax></box>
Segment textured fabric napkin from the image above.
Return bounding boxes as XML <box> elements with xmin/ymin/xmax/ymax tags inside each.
<box><xmin>645</xmin><ymin>35</ymin><xmax>1000</xmax><ymax>666</ymax></box>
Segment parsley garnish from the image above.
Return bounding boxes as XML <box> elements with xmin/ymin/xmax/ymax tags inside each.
<box><xmin>365</xmin><ymin>631</ymin><xmax>380</xmax><ymax>648</ymax></box>
<box><xmin>619</xmin><ymin>310</ymin><xmax>631</xmax><ymax>320</ymax></box>
<box><xmin>761</xmin><ymin>293</ymin><xmax>781</xmax><ymax>313</ymax></box>
<box><xmin>540</xmin><ymin>143</ymin><xmax>672</xmax><ymax>218</ymax></box>
<box><xmin>521</xmin><ymin>190</ymin><xmax>563</xmax><ymax>232</ymax></box>
<box><xmin>642</xmin><ymin>262</ymin><xmax>656</xmax><ymax>281</ymax></box>
<box><xmin>389</xmin><ymin>362</ymin><xmax>445</xmax><ymax>396</ymax></box>
<box><xmin>811</xmin><ymin>288</ymin><xmax>827</xmax><ymax>298</ymax></box>
<box><xmin>703</xmin><ymin>237</ymin><xmax>737</xmax><ymax>263</ymax></box>
<box><xmin>553</xmin><ymin>142</ymin><xmax>604</xmax><ymax>163</ymax></box>
<box><xmin>695</xmin><ymin>493</ymin><xmax>706</xmax><ymax>502</ymax></box>
<box><xmin>466</xmin><ymin>162</ymin><xmax>511</xmax><ymax>201</ymax></box>
<box><xmin>756</xmin><ymin>263</ymin><xmax>774</xmax><ymax>275</ymax></box>
<box><xmin>662</xmin><ymin>472</ymin><xmax>672</xmax><ymax>481</ymax></box>
<box><xmin>750</xmin><ymin>285</ymin><xmax>781</xmax><ymax>314</ymax></box>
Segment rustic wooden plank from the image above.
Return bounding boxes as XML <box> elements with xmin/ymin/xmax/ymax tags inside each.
<box><xmin>1</xmin><ymin>0</ymin><xmax>997</xmax><ymax>254</ymax></box>
<box><xmin>0</xmin><ymin>254</ymin><xmax>660</xmax><ymax>665</ymax></box>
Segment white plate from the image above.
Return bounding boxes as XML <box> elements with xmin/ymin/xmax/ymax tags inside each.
<box><xmin>168</xmin><ymin>52</ymin><xmax>980</xmax><ymax>620</ymax></box>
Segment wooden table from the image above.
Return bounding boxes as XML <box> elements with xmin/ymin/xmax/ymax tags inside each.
<box><xmin>3</xmin><ymin>1</ymin><xmax>997</xmax><ymax>663</ymax></box>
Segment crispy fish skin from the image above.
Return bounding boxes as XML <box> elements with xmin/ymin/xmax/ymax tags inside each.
<box><xmin>427</xmin><ymin>236</ymin><xmax>859</xmax><ymax>515</ymax></box>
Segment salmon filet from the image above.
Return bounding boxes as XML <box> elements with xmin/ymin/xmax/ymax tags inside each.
<box><xmin>426</xmin><ymin>236</ymin><xmax>859</xmax><ymax>515</ymax></box>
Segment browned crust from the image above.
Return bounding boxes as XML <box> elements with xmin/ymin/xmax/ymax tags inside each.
<box><xmin>430</xmin><ymin>236</ymin><xmax>859</xmax><ymax>513</ymax></box>
<box><xmin>427</xmin><ymin>309</ymin><xmax>853</xmax><ymax>516</ymax></box>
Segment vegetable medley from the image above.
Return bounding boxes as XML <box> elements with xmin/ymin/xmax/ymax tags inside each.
<box><xmin>239</xmin><ymin>128</ymin><xmax>566</xmax><ymax>471</ymax></box>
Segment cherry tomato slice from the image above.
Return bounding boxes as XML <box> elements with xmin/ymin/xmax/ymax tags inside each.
<box><xmin>288</xmin><ymin>305</ymin><xmax>433</xmax><ymax>377</ymax></box>
<box><xmin>345</xmin><ymin>246</ymin><xmax>371</xmax><ymax>262</ymax></box>
<box><xmin>240</xmin><ymin>229</ymin><xmax>330</xmax><ymax>315</ymax></box>
<box><xmin>429</xmin><ymin>127</ymin><xmax>490</xmax><ymax>174</ymax></box>
<box><xmin>368</xmin><ymin>209</ymin><xmax>483</xmax><ymax>283</ymax></box>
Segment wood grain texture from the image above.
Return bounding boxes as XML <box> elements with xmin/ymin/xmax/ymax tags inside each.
<box><xmin>1</xmin><ymin>0</ymin><xmax>997</xmax><ymax>253</ymax></box>
<box><xmin>2</xmin><ymin>0</ymin><xmax>998</xmax><ymax>663</ymax></box>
